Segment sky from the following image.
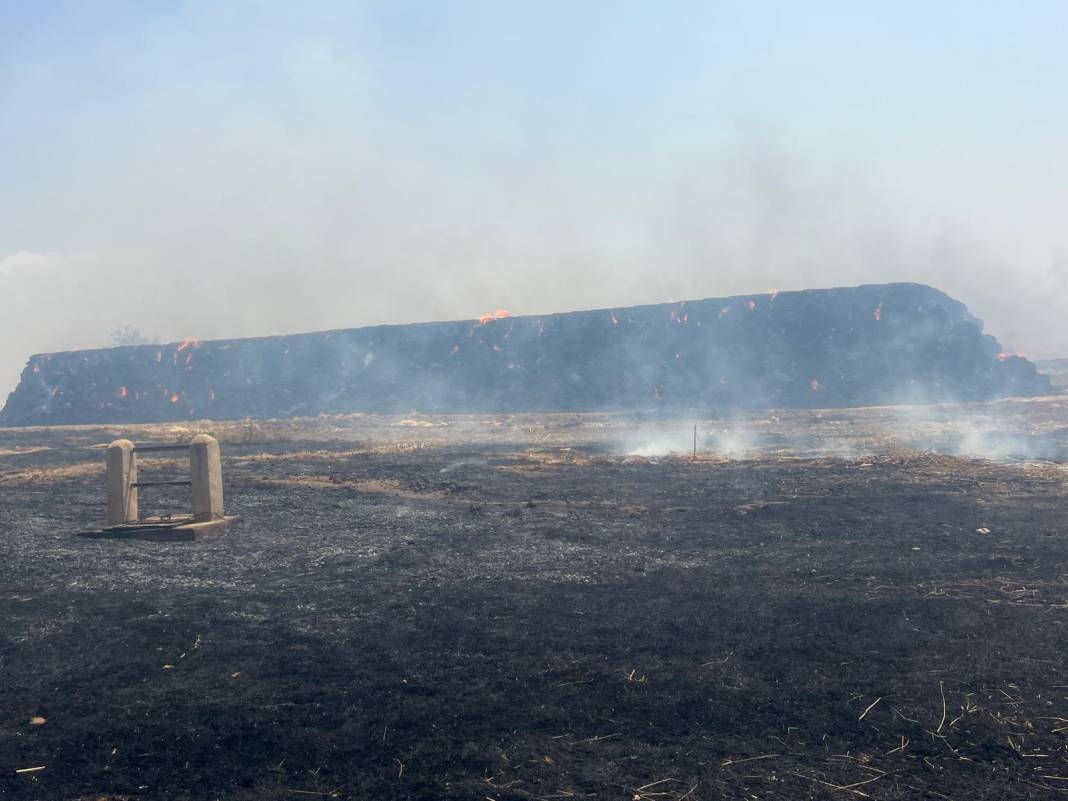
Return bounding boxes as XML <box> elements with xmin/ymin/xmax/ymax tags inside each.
<box><xmin>2</xmin><ymin>1</ymin><xmax>1068</xmax><ymax>397</ymax></box>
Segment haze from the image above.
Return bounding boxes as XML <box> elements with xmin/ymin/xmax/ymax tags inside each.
<box><xmin>3</xmin><ymin>1</ymin><xmax>1067</xmax><ymax>398</ymax></box>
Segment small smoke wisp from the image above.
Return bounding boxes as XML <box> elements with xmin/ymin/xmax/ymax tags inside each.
<box><xmin>623</xmin><ymin>424</ymin><xmax>758</xmax><ymax>459</ymax></box>
<box><xmin>949</xmin><ymin>421</ymin><xmax>1060</xmax><ymax>461</ymax></box>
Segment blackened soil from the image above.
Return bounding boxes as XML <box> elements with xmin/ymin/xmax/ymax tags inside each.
<box><xmin>1</xmin><ymin>418</ymin><xmax>1068</xmax><ymax>800</ymax></box>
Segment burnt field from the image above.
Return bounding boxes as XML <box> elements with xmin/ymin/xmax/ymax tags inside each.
<box><xmin>2</xmin><ymin>400</ymin><xmax>1068</xmax><ymax>800</ymax></box>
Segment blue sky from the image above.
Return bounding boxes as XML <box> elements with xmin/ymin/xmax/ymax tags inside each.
<box><xmin>2</xmin><ymin>1</ymin><xmax>1067</xmax><ymax>394</ymax></box>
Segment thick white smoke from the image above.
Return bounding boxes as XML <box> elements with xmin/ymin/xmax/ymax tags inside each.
<box><xmin>3</xmin><ymin>3</ymin><xmax>1067</xmax><ymax>399</ymax></box>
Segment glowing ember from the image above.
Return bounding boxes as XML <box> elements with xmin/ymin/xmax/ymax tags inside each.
<box><xmin>478</xmin><ymin>310</ymin><xmax>511</xmax><ymax>325</ymax></box>
<box><xmin>769</xmin><ymin>289</ymin><xmax>779</xmax><ymax>300</ymax></box>
<box><xmin>874</xmin><ymin>304</ymin><xmax>882</xmax><ymax>321</ymax></box>
<box><xmin>996</xmin><ymin>352</ymin><xmax>1009</xmax><ymax>362</ymax></box>
<box><xmin>176</xmin><ymin>337</ymin><xmax>200</xmax><ymax>353</ymax></box>
<box><xmin>32</xmin><ymin>364</ymin><xmax>40</xmax><ymax>373</ymax></box>
<box><xmin>118</xmin><ymin>386</ymin><xmax>128</xmax><ymax>398</ymax></box>
<box><xmin>170</xmin><ymin>392</ymin><xmax>180</xmax><ymax>404</ymax></box>
<box><xmin>746</xmin><ymin>300</ymin><xmax>756</xmax><ymax>311</ymax></box>
<box><xmin>810</xmin><ymin>379</ymin><xmax>822</xmax><ymax>392</ymax></box>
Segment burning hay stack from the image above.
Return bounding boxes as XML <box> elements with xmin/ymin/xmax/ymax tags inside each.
<box><xmin>0</xmin><ymin>283</ymin><xmax>1051</xmax><ymax>426</ymax></box>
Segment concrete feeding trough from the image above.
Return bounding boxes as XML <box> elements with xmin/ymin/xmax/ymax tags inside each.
<box><xmin>79</xmin><ymin>434</ymin><xmax>239</xmax><ymax>541</ymax></box>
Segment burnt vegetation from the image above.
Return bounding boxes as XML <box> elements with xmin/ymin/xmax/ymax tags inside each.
<box><xmin>2</xmin><ymin>405</ymin><xmax>1068</xmax><ymax>800</ymax></box>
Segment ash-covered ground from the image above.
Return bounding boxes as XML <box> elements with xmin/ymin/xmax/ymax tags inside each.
<box><xmin>2</xmin><ymin>399</ymin><xmax>1068</xmax><ymax>800</ymax></box>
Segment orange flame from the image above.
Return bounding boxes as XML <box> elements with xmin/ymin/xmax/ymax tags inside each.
<box><xmin>170</xmin><ymin>392</ymin><xmax>180</xmax><ymax>404</ymax></box>
<box><xmin>478</xmin><ymin>310</ymin><xmax>511</xmax><ymax>325</ymax></box>
<box><xmin>996</xmin><ymin>352</ymin><xmax>1009</xmax><ymax>362</ymax></box>
<box><xmin>769</xmin><ymin>289</ymin><xmax>779</xmax><ymax>301</ymax></box>
<box><xmin>873</xmin><ymin>304</ymin><xmax>882</xmax><ymax>321</ymax></box>
<box><xmin>118</xmin><ymin>386</ymin><xmax>128</xmax><ymax>398</ymax></box>
<box><xmin>176</xmin><ymin>337</ymin><xmax>200</xmax><ymax>353</ymax></box>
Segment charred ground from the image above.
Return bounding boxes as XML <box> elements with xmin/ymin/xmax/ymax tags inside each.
<box><xmin>2</xmin><ymin>402</ymin><xmax>1068</xmax><ymax>800</ymax></box>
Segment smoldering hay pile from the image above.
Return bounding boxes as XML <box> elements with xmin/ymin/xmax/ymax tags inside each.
<box><xmin>0</xmin><ymin>283</ymin><xmax>1052</xmax><ymax>426</ymax></box>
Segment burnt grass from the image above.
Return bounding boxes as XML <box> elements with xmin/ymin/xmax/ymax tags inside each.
<box><xmin>1</xmin><ymin>414</ymin><xmax>1068</xmax><ymax>800</ymax></box>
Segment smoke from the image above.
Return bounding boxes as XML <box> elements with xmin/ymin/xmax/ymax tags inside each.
<box><xmin>951</xmin><ymin>423</ymin><xmax>1058</xmax><ymax>461</ymax></box>
<box><xmin>620</xmin><ymin>397</ymin><xmax>1068</xmax><ymax>463</ymax></box>
<box><xmin>3</xmin><ymin>3</ymin><xmax>1068</xmax><ymax>399</ymax></box>
<box><xmin>894</xmin><ymin>401</ymin><xmax>1068</xmax><ymax>462</ymax></box>
<box><xmin>624</xmin><ymin>423</ymin><xmax>761</xmax><ymax>459</ymax></box>
<box><xmin>624</xmin><ymin>429</ymin><xmax>693</xmax><ymax>458</ymax></box>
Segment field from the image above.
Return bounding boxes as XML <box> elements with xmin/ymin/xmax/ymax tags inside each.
<box><xmin>2</xmin><ymin>399</ymin><xmax>1068</xmax><ymax>800</ymax></box>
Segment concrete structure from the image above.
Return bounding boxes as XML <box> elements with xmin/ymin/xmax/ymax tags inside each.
<box><xmin>105</xmin><ymin>439</ymin><xmax>138</xmax><ymax>525</ymax></box>
<box><xmin>189</xmin><ymin>433</ymin><xmax>224</xmax><ymax>522</ymax></box>
<box><xmin>89</xmin><ymin>434</ymin><xmax>236</xmax><ymax>541</ymax></box>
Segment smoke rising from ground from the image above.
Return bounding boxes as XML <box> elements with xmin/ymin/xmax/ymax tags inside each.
<box><xmin>620</xmin><ymin>398</ymin><xmax>1068</xmax><ymax>463</ymax></box>
<box><xmin>2</xmin><ymin>3</ymin><xmax>1067</xmax><ymax>399</ymax></box>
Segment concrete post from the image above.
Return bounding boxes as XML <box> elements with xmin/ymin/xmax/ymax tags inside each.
<box><xmin>189</xmin><ymin>434</ymin><xmax>224</xmax><ymax>522</ymax></box>
<box><xmin>106</xmin><ymin>439</ymin><xmax>138</xmax><ymax>525</ymax></box>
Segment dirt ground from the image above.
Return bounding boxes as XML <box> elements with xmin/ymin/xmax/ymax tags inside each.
<box><xmin>2</xmin><ymin>401</ymin><xmax>1068</xmax><ymax>800</ymax></box>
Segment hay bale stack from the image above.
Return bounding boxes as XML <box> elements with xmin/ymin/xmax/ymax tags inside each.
<box><xmin>0</xmin><ymin>283</ymin><xmax>1051</xmax><ymax>425</ymax></box>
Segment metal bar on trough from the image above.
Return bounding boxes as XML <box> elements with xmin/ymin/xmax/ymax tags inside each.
<box><xmin>133</xmin><ymin>444</ymin><xmax>191</xmax><ymax>453</ymax></box>
<box><xmin>130</xmin><ymin>480</ymin><xmax>192</xmax><ymax>488</ymax></box>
